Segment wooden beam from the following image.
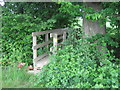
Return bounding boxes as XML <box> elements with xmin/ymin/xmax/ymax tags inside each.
<box><xmin>63</xmin><ymin>31</ymin><xmax>67</xmax><ymax>42</ymax></box>
<box><xmin>53</xmin><ymin>31</ymin><xmax>65</xmax><ymax>35</ymax></box>
<box><xmin>33</xmin><ymin>40</ymin><xmax>52</xmax><ymax>49</ymax></box>
<box><xmin>32</xmin><ymin>28</ymin><xmax>68</xmax><ymax>36</ymax></box>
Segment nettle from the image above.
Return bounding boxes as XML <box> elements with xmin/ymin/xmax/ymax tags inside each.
<box><xmin>34</xmin><ymin>31</ymin><xmax>118</xmax><ymax>88</ymax></box>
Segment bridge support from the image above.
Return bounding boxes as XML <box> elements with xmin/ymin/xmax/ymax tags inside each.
<box><xmin>32</xmin><ymin>35</ymin><xmax>37</xmax><ymax>70</ymax></box>
<box><xmin>53</xmin><ymin>33</ymin><xmax>58</xmax><ymax>54</ymax></box>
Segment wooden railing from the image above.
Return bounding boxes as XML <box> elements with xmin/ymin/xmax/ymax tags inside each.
<box><xmin>32</xmin><ymin>28</ymin><xmax>69</xmax><ymax>70</ymax></box>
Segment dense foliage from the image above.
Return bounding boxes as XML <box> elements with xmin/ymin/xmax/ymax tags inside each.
<box><xmin>1</xmin><ymin>13</ymin><xmax>55</xmax><ymax>65</ymax></box>
<box><xmin>34</xmin><ymin>29</ymin><xmax>119</xmax><ymax>88</ymax></box>
<box><xmin>1</xmin><ymin>2</ymin><xmax>78</xmax><ymax>65</ymax></box>
<box><xmin>33</xmin><ymin>2</ymin><xmax>119</xmax><ymax>88</ymax></box>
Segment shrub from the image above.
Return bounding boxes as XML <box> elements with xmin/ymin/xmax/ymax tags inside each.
<box><xmin>1</xmin><ymin>14</ymin><xmax>56</xmax><ymax>65</ymax></box>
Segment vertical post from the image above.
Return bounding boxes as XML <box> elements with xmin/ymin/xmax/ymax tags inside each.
<box><xmin>53</xmin><ymin>33</ymin><xmax>58</xmax><ymax>53</ymax></box>
<box><xmin>63</xmin><ymin>31</ymin><xmax>66</xmax><ymax>42</ymax></box>
<box><xmin>50</xmin><ymin>33</ymin><xmax>53</xmax><ymax>54</ymax></box>
<box><xmin>32</xmin><ymin>33</ymin><xmax>37</xmax><ymax>70</ymax></box>
<box><xmin>62</xmin><ymin>31</ymin><xmax>67</xmax><ymax>49</ymax></box>
<box><xmin>45</xmin><ymin>34</ymin><xmax>49</xmax><ymax>49</ymax></box>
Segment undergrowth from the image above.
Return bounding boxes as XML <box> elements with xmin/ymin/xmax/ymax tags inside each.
<box><xmin>2</xmin><ymin>64</ymin><xmax>36</xmax><ymax>88</ymax></box>
<box><xmin>33</xmin><ymin>29</ymin><xmax>119</xmax><ymax>88</ymax></box>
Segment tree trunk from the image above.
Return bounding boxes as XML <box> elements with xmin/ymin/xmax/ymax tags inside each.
<box><xmin>83</xmin><ymin>3</ymin><xmax>107</xmax><ymax>62</ymax></box>
<box><xmin>83</xmin><ymin>2</ymin><xmax>106</xmax><ymax>37</ymax></box>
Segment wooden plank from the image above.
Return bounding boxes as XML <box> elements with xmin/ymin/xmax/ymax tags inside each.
<box><xmin>53</xmin><ymin>31</ymin><xmax>65</xmax><ymax>35</ymax></box>
<box><xmin>33</xmin><ymin>40</ymin><xmax>52</xmax><ymax>49</ymax></box>
<box><xmin>50</xmin><ymin>43</ymin><xmax>63</xmax><ymax>54</ymax></box>
<box><xmin>32</xmin><ymin>28</ymin><xmax>68</xmax><ymax>36</ymax></box>
<box><xmin>34</xmin><ymin>53</ymin><xmax>49</xmax><ymax>62</ymax></box>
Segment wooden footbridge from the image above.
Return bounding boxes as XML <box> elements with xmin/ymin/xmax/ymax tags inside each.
<box><xmin>32</xmin><ymin>28</ymin><xmax>70</xmax><ymax>70</ymax></box>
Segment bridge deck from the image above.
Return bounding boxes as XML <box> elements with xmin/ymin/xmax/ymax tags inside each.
<box><xmin>28</xmin><ymin>56</ymin><xmax>50</xmax><ymax>74</ymax></box>
<box><xmin>36</xmin><ymin>56</ymin><xmax>50</xmax><ymax>69</ymax></box>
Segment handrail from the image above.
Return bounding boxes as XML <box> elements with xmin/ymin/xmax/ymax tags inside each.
<box><xmin>32</xmin><ymin>28</ymin><xmax>70</xmax><ymax>70</ymax></box>
<box><xmin>32</xmin><ymin>28</ymin><xmax>68</xmax><ymax>36</ymax></box>
<box><xmin>33</xmin><ymin>40</ymin><xmax>52</xmax><ymax>49</ymax></box>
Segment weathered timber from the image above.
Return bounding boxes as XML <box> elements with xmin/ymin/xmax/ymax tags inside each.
<box><xmin>63</xmin><ymin>31</ymin><xmax>67</xmax><ymax>42</ymax></box>
<box><xmin>32</xmin><ymin>28</ymin><xmax>68</xmax><ymax>36</ymax></box>
<box><xmin>32</xmin><ymin>36</ymin><xmax>37</xmax><ymax>70</ymax></box>
<box><xmin>33</xmin><ymin>40</ymin><xmax>52</xmax><ymax>49</ymax></box>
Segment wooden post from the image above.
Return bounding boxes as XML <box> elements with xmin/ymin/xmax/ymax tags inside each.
<box><xmin>45</xmin><ymin>34</ymin><xmax>49</xmax><ymax>49</ymax></box>
<box><xmin>32</xmin><ymin>34</ymin><xmax>37</xmax><ymax>70</ymax></box>
<box><xmin>63</xmin><ymin>31</ymin><xmax>67</xmax><ymax>42</ymax></box>
<box><xmin>53</xmin><ymin>33</ymin><xmax>58</xmax><ymax>53</ymax></box>
<box><xmin>50</xmin><ymin>33</ymin><xmax>53</xmax><ymax>38</ymax></box>
<box><xmin>62</xmin><ymin>31</ymin><xmax>67</xmax><ymax>49</ymax></box>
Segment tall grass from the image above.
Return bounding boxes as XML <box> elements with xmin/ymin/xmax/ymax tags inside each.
<box><xmin>2</xmin><ymin>64</ymin><xmax>35</xmax><ymax>88</ymax></box>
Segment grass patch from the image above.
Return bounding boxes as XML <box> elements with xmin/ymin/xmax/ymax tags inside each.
<box><xmin>2</xmin><ymin>64</ymin><xmax>35</xmax><ymax>88</ymax></box>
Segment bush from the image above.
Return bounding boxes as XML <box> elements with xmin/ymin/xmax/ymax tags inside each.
<box><xmin>34</xmin><ymin>31</ymin><xmax>119</xmax><ymax>88</ymax></box>
<box><xmin>1</xmin><ymin>14</ymin><xmax>56</xmax><ymax>65</ymax></box>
